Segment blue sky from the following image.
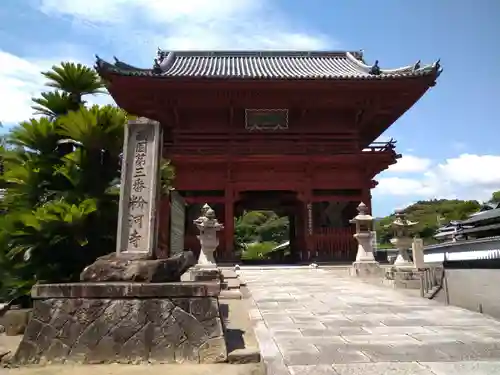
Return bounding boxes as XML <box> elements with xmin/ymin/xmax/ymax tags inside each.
<box><xmin>1</xmin><ymin>0</ymin><xmax>499</xmax><ymax>216</ymax></box>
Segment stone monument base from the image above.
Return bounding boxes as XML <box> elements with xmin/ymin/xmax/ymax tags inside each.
<box><xmin>350</xmin><ymin>261</ymin><xmax>382</xmax><ymax>278</ymax></box>
<box><xmin>79</xmin><ymin>251</ymin><xmax>196</xmax><ymax>283</ymax></box>
<box><xmin>13</xmin><ymin>282</ymin><xmax>227</xmax><ymax>365</ymax></box>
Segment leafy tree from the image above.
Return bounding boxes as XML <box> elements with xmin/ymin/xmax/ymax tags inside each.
<box><xmin>489</xmin><ymin>190</ymin><xmax>500</xmax><ymax>204</ymax></box>
<box><xmin>374</xmin><ymin>199</ymin><xmax>481</xmax><ymax>247</ymax></box>
<box><xmin>235</xmin><ymin>210</ymin><xmax>289</xmax><ymax>245</ymax></box>
<box><xmin>0</xmin><ymin>62</ymin><xmax>174</xmax><ymax>302</ymax></box>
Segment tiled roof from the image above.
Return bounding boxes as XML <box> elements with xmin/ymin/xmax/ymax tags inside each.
<box><xmin>95</xmin><ymin>51</ymin><xmax>442</xmax><ymax>80</ymax></box>
<box><xmin>461</xmin><ymin>208</ymin><xmax>500</xmax><ymax>225</ymax></box>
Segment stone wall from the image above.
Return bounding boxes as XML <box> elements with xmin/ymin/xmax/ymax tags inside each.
<box><xmin>436</xmin><ymin>269</ymin><xmax>500</xmax><ymax>321</ymax></box>
<box><xmin>13</xmin><ymin>283</ymin><xmax>227</xmax><ymax>365</ymax></box>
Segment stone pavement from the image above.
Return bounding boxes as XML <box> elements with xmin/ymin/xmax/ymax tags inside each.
<box><xmin>240</xmin><ymin>267</ymin><xmax>500</xmax><ymax>375</ymax></box>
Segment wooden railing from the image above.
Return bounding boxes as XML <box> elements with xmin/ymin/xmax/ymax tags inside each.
<box><xmin>419</xmin><ymin>266</ymin><xmax>445</xmax><ymax>299</ymax></box>
<box><xmin>313</xmin><ymin>227</ymin><xmax>357</xmax><ymax>262</ymax></box>
<box><xmin>168</xmin><ymin>138</ymin><xmax>398</xmax><ymax>156</ymax></box>
<box><xmin>170</xmin><ymin>143</ymin><xmax>358</xmax><ymax>155</ymax></box>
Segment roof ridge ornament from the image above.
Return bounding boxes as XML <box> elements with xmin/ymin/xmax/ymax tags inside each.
<box><xmin>152</xmin><ymin>48</ymin><xmax>168</xmax><ymax>74</ymax></box>
<box><xmin>152</xmin><ymin>58</ymin><xmax>162</xmax><ymax>74</ymax></box>
<box><xmin>94</xmin><ymin>54</ymin><xmax>106</xmax><ymax>71</ymax></box>
<box><xmin>369</xmin><ymin>60</ymin><xmax>381</xmax><ymax>75</ymax></box>
<box><xmin>412</xmin><ymin>60</ymin><xmax>421</xmax><ymax>71</ymax></box>
<box><xmin>434</xmin><ymin>59</ymin><xmax>441</xmax><ymax>72</ymax></box>
<box><xmin>157</xmin><ymin>48</ymin><xmax>168</xmax><ymax>63</ymax></box>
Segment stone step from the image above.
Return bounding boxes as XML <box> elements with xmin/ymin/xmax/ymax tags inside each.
<box><xmin>220</xmin><ymin>290</ymin><xmax>262</xmax><ymax>367</ymax></box>
<box><xmin>227</xmin><ymin>347</ymin><xmax>261</xmax><ymax>364</ymax></box>
<box><xmin>220</xmin><ymin>290</ymin><xmax>243</xmax><ymax>300</ymax></box>
<box><xmin>221</xmin><ymin>269</ymin><xmax>239</xmax><ymax>279</ymax></box>
<box><xmin>225</xmin><ymin>278</ymin><xmax>241</xmax><ymax>290</ymax></box>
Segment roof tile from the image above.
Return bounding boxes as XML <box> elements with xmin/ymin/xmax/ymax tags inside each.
<box><xmin>96</xmin><ymin>50</ymin><xmax>441</xmax><ymax>80</ymax></box>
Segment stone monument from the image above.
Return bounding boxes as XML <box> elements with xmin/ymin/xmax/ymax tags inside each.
<box><xmin>13</xmin><ymin>118</ymin><xmax>227</xmax><ymax>365</ymax></box>
<box><xmin>388</xmin><ymin>209</ymin><xmax>418</xmax><ymax>268</ymax></box>
<box><xmin>349</xmin><ymin>202</ymin><xmax>381</xmax><ymax>277</ymax></box>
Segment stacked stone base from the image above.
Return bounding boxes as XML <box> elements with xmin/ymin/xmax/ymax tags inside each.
<box><xmin>383</xmin><ymin>267</ymin><xmax>422</xmax><ymax>289</ymax></box>
<box><xmin>350</xmin><ymin>261</ymin><xmax>383</xmax><ymax>278</ymax></box>
<box><xmin>190</xmin><ymin>267</ymin><xmax>224</xmax><ymax>283</ymax></box>
<box><xmin>13</xmin><ymin>282</ymin><xmax>227</xmax><ymax>365</ymax></box>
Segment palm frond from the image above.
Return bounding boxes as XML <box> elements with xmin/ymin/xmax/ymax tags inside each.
<box><xmin>41</xmin><ymin>62</ymin><xmax>106</xmax><ymax>98</ymax></box>
<box><xmin>32</xmin><ymin>91</ymin><xmax>79</xmax><ymax>118</ymax></box>
<box><xmin>7</xmin><ymin>118</ymin><xmax>60</xmax><ymax>154</ymax></box>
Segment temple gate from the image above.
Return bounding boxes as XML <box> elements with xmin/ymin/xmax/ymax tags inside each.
<box><xmin>96</xmin><ymin>50</ymin><xmax>441</xmax><ymax>263</ymax></box>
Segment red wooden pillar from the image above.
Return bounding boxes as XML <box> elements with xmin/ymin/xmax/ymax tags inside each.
<box><xmin>362</xmin><ymin>188</ymin><xmax>372</xmax><ymax>214</ymax></box>
<box><xmin>224</xmin><ymin>186</ymin><xmax>235</xmax><ymax>261</ymax></box>
<box><xmin>300</xmin><ymin>188</ymin><xmax>313</xmax><ymax>262</ymax></box>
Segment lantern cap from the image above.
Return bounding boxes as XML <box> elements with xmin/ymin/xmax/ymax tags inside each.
<box><xmin>350</xmin><ymin>202</ymin><xmax>373</xmax><ymax>223</ymax></box>
<box><xmin>387</xmin><ymin>209</ymin><xmax>418</xmax><ymax>227</ymax></box>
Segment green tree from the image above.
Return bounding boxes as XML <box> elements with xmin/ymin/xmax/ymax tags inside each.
<box><xmin>0</xmin><ymin>62</ymin><xmax>167</xmax><ymax>301</ymax></box>
<box><xmin>374</xmin><ymin>198</ymin><xmax>481</xmax><ymax>247</ymax></box>
<box><xmin>489</xmin><ymin>190</ymin><xmax>500</xmax><ymax>204</ymax></box>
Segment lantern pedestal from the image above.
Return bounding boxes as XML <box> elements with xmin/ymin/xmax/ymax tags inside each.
<box><xmin>391</xmin><ymin>237</ymin><xmax>414</xmax><ymax>268</ymax></box>
<box><xmin>350</xmin><ymin>261</ymin><xmax>382</xmax><ymax>277</ymax></box>
<box><xmin>386</xmin><ymin>209</ymin><xmax>418</xmax><ymax>268</ymax></box>
<box><xmin>354</xmin><ymin>232</ymin><xmax>376</xmax><ymax>262</ymax></box>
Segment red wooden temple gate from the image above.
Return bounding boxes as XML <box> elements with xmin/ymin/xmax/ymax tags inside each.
<box><xmin>96</xmin><ymin>50</ymin><xmax>441</xmax><ymax>263</ymax></box>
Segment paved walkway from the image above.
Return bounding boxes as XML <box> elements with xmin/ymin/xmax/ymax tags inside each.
<box><xmin>240</xmin><ymin>267</ymin><xmax>500</xmax><ymax>375</ymax></box>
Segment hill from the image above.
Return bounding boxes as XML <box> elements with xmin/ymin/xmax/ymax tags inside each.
<box><xmin>374</xmin><ymin>199</ymin><xmax>482</xmax><ymax>246</ymax></box>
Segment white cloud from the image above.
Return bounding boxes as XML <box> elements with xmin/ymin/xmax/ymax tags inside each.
<box><xmin>0</xmin><ymin>49</ymin><xmax>114</xmax><ymax>126</ymax></box>
<box><xmin>0</xmin><ymin>0</ymin><xmax>330</xmax><ymax>124</ymax></box>
<box><xmin>376</xmin><ymin>177</ymin><xmax>435</xmax><ymax>197</ymax></box>
<box><xmin>0</xmin><ymin>51</ymin><xmax>44</xmax><ymax>124</ymax></box>
<box><xmin>375</xmin><ymin>154</ymin><xmax>500</xmax><ymax>202</ymax></box>
<box><xmin>38</xmin><ymin>0</ymin><xmax>253</xmax><ymax>24</ymax></box>
<box><xmin>35</xmin><ymin>0</ymin><xmax>330</xmax><ymax>51</ymax></box>
<box><xmin>387</xmin><ymin>155</ymin><xmax>432</xmax><ymax>173</ymax></box>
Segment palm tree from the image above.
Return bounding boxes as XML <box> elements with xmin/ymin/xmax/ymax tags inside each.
<box><xmin>40</xmin><ymin>62</ymin><xmax>106</xmax><ymax>106</ymax></box>
<box><xmin>31</xmin><ymin>91</ymin><xmax>79</xmax><ymax>118</ymax></box>
<box><xmin>0</xmin><ymin>62</ymin><xmax>126</xmax><ymax>291</ymax></box>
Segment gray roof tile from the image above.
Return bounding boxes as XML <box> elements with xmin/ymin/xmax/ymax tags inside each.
<box><xmin>96</xmin><ymin>50</ymin><xmax>442</xmax><ymax>80</ymax></box>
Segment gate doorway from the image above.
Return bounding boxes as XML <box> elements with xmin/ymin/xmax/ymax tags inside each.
<box><xmin>234</xmin><ymin>190</ymin><xmax>302</xmax><ymax>264</ymax></box>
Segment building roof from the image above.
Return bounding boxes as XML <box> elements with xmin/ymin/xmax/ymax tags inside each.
<box><xmin>460</xmin><ymin>222</ymin><xmax>500</xmax><ymax>235</ymax></box>
<box><xmin>95</xmin><ymin>50</ymin><xmax>442</xmax><ymax>81</ymax></box>
<box><xmin>460</xmin><ymin>208</ymin><xmax>500</xmax><ymax>225</ymax></box>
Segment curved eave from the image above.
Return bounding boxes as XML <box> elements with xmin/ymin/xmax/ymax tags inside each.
<box><xmin>97</xmin><ymin>66</ymin><xmax>441</xmax><ymax>82</ymax></box>
<box><xmin>359</xmin><ymin>85</ymin><xmax>434</xmax><ymax>146</ymax></box>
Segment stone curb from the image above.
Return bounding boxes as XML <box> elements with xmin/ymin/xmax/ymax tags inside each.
<box><xmin>243</xmin><ymin>278</ymin><xmax>289</xmax><ymax>375</ymax></box>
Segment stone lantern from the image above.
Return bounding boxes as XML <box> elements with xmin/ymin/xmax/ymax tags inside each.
<box><xmin>183</xmin><ymin>204</ymin><xmax>227</xmax><ymax>284</ymax></box>
<box><xmin>193</xmin><ymin>205</ymin><xmax>224</xmax><ymax>269</ymax></box>
<box><xmin>388</xmin><ymin>209</ymin><xmax>418</xmax><ymax>267</ymax></box>
<box><xmin>349</xmin><ymin>202</ymin><xmax>380</xmax><ymax>276</ymax></box>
